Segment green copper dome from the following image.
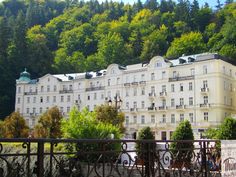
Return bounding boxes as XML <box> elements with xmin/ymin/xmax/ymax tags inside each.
<box><xmin>18</xmin><ymin>68</ymin><xmax>31</xmax><ymax>82</ymax></box>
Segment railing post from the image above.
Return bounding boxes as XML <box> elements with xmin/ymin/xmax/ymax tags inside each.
<box><xmin>37</xmin><ymin>140</ymin><xmax>44</xmax><ymax>177</ymax></box>
<box><xmin>202</xmin><ymin>141</ymin><xmax>208</xmax><ymax>177</ymax></box>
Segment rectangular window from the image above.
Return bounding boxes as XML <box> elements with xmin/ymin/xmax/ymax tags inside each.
<box><xmin>125</xmin><ymin>116</ymin><xmax>129</xmax><ymax>125</ymax></box>
<box><xmin>203</xmin><ymin>96</ymin><xmax>208</xmax><ymax>104</ymax></box>
<box><xmin>180</xmin><ymin>98</ymin><xmax>184</xmax><ymax>105</ymax></box>
<box><xmin>33</xmin><ymin>107</ymin><xmax>36</xmax><ymax>113</ymax></box>
<box><xmin>151</xmin><ymin>115</ymin><xmax>155</xmax><ymax>123</ymax></box>
<box><xmin>53</xmin><ymin>96</ymin><xmax>56</xmax><ymax>103</ymax></box>
<box><xmin>141</xmin><ymin>115</ymin><xmax>145</xmax><ymax>124</ymax></box>
<box><xmin>67</xmin><ymin>107</ymin><xmax>70</xmax><ymax>113</ymax></box>
<box><xmin>171</xmin><ymin>84</ymin><xmax>175</xmax><ymax>92</ymax></box>
<box><xmin>180</xmin><ymin>83</ymin><xmax>183</xmax><ymax>91</ymax></box>
<box><xmin>133</xmin><ymin>116</ymin><xmax>137</xmax><ymax>124</ymax></box>
<box><xmin>162</xmin><ymin>85</ymin><xmax>166</xmax><ymax>92</ymax></box>
<box><xmin>151</xmin><ymin>86</ymin><xmax>155</xmax><ymax>93</ymax></box>
<box><xmin>18</xmin><ymin>87</ymin><xmax>21</xmax><ymax>93</ymax></box>
<box><xmin>171</xmin><ymin>98</ymin><xmax>175</xmax><ymax>107</ymax></box>
<box><xmin>173</xmin><ymin>71</ymin><xmax>177</xmax><ymax>78</ymax></box>
<box><xmin>141</xmin><ymin>74</ymin><xmax>145</xmax><ymax>81</ymax></box>
<box><xmin>108</xmin><ymin>79</ymin><xmax>111</xmax><ymax>86</ymax></box>
<box><xmin>203</xmin><ymin>65</ymin><xmax>207</xmax><ymax>74</ymax></box>
<box><xmin>171</xmin><ymin>114</ymin><xmax>175</xmax><ymax>123</ymax></box>
<box><xmin>53</xmin><ymin>85</ymin><xmax>57</xmax><ymax>92</ymax></box>
<box><xmin>180</xmin><ymin>114</ymin><xmax>184</xmax><ymax>122</ymax></box>
<box><xmin>189</xmin><ymin>97</ymin><xmax>193</xmax><ymax>106</ymax></box>
<box><xmin>141</xmin><ymin>87</ymin><xmax>145</xmax><ymax>95</ymax></box>
<box><xmin>204</xmin><ymin>112</ymin><xmax>208</xmax><ymax>121</ymax></box>
<box><xmin>41</xmin><ymin>86</ymin><xmax>44</xmax><ymax>92</ymax></box>
<box><xmin>61</xmin><ymin>96</ymin><xmax>64</xmax><ymax>102</ymax></box>
<box><xmin>47</xmin><ymin>85</ymin><xmax>50</xmax><ymax>92</ymax></box>
<box><xmin>69</xmin><ymin>85</ymin><xmax>73</xmax><ymax>90</ymax></box>
<box><xmin>46</xmin><ymin>96</ymin><xmax>49</xmax><ymax>103</ymax></box>
<box><xmin>87</xmin><ymin>95</ymin><xmax>90</xmax><ymax>100</ymax></box>
<box><xmin>39</xmin><ymin>107</ymin><xmax>42</xmax><ymax>113</ymax></box>
<box><xmin>126</xmin><ymin>102</ymin><xmax>129</xmax><ymax>109</ymax></box>
<box><xmin>133</xmin><ymin>88</ymin><xmax>137</xmax><ymax>96</ymax></box>
<box><xmin>151</xmin><ymin>73</ymin><xmax>155</xmax><ymax>80</ymax></box>
<box><xmin>17</xmin><ymin>97</ymin><xmax>20</xmax><ymax>104</ymax></box>
<box><xmin>203</xmin><ymin>80</ymin><xmax>208</xmax><ymax>88</ymax></box>
<box><xmin>94</xmin><ymin>93</ymin><xmax>97</xmax><ymax>100</ymax></box>
<box><xmin>26</xmin><ymin>108</ymin><xmax>29</xmax><ymax>114</ymax></box>
<box><xmin>161</xmin><ymin>131</ymin><xmax>167</xmax><ymax>140</ymax></box>
<box><xmin>162</xmin><ymin>71</ymin><xmax>166</xmax><ymax>79</ymax></box>
<box><xmin>33</xmin><ymin>97</ymin><xmax>36</xmax><ymax>103</ymax></box>
<box><xmin>162</xmin><ymin>114</ymin><xmax>166</xmax><ymax>123</ymax></box>
<box><xmin>133</xmin><ymin>102</ymin><xmax>137</xmax><ymax>108</ymax></box>
<box><xmin>40</xmin><ymin>97</ymin><xmax>43</xmax><ymax>103</ymax></box>
<box><xmin>126</xmin><ymin>89</ymin><xmax>129</xmax><ymax>97</ymax></box>
<box><xmin>67</xmin><ymin>95</ymin><xmax>71</xmax><ymax>102</ymax></box>
<box><xmin>27</xmin><ymin>97</ymin><xmax>30</xmax><ymax>103</ymax></box>
<box><xmin>189</xmin><ymin>82</ymin><xmax>193</xmax><ymax>91</ymax></box>
<box><xmin>191</xmin><ymin>68</ymin><xmax>195</xmax><ymax>76</ymax></box>
<box><xmin>189</xmin><ymin>113</ymin><xmax>193</xmax><ymax>123</ymax></box>
<box><xmin>141</xmin><ymin>101</ymin><xmax>145</xmax><ymax>109</ymax></box>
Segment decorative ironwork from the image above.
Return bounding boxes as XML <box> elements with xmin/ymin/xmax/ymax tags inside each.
<box><xmin>0</xmin><ymin>139</ymin><xmax>221</xmax><ymax>177</ymax></box>
<box><xmin>169</xmin><ymin>75</ymin><xmax>194</xmax><ymax>82</ymax></box>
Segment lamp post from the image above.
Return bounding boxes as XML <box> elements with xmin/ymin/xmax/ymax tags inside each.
<box><xmin>108</xmin><ymin>94</ymin><xmax>122</xmax><ymax>110</ymax></box>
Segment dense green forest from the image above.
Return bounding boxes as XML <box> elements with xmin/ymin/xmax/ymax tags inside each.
<box><xmin>0</xmin><ymin>0</ymin><xmax>235</xmax><ymax>119</ymax></box>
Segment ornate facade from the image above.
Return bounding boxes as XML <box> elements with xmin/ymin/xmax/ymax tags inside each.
<box><xmin>15</xmin><ymin>53</ymin><xmax>236</xmax><ymax>139</ymax></box>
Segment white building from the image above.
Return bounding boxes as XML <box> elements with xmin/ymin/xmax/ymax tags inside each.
<box><xmin>15</xmin><ymin>53</ymin><xmax>236</xmax><ymax>140</ymax></box>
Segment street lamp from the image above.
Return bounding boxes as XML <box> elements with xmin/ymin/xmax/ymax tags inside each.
<box><xmin>108</xmin><ymin>94</ymin><xmax>122</xmax><ymax>110</ymax></box>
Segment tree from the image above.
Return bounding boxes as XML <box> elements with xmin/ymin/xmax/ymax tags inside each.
<box><xmin>170</xmin><ymin>120</ymin><xmax>194</xmax><ymax>165</ymax></box>
<box><xmin>3</xmin><ymin>112</ymin><xmax>29</xmax><ymax>138</ymax></box>
<box><xmin>166</xmin><ymin>32</ymin><xmax>206</xmax><ymax>58</ymax></box>
<box><xmin>34</xmin><ymin>106</ymin><xmax>63</xmax><ymax>138</ymax></box>
<box><xmin>218</xmin><ymin>117</ymin><xmax>236</xmax><ymax>140</ymax></box>
<box><xmin>135</xmin><ymin>127</ymin><xmax>156</xmax><ymax>176</ymax></box>
<box><xmin>95</xmin><ymin>104</ymin><xmax>125</xmax><ymax>133</ymax></box>
<box><xmin>61</xmin><ymin>107</ymin><xmax>121</xmax><ymax>161</ymax></box>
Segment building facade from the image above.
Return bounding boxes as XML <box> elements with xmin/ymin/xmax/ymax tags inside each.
<box><xmin>15</xmin><ymin>53</ymin><xmax>236</xmax><ymax>140</ymax></box>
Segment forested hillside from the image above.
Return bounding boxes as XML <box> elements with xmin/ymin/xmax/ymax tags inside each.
<box><xmin>0</xmin><ymin>0</ymin><xmax>235</xmax><ymax>119</ymax></box>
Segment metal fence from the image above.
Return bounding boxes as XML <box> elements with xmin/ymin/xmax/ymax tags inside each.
<box><xmin>0</xmin><ymin>139</ymin><xmax>221</xmax><ymax>177</ymax></box>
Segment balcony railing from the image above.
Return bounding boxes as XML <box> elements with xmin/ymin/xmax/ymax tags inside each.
<box><xmin>201</xmin><ymin>87</ymin><xmax>209</xmax><ymax>93</ymax></box>
<box><xmin>85</xmin><ymin>86</ymin><xmax>105</xmax><ymax>92</ymax></box>
<box><xmin>139</xmin><ymin>81</ymin><xmax>146</xmax><ymax>85</ymax></box>
<box><xmin>147</xmin><ymin>107</ymin><xmax>156</xmax><ymax>111</ymax></box>
<box><xmin>169</xmin><ymin>75</ymin><xmax>194</xmax><ymax>82</ymax></box>
<box><xmin>59</xmin><ymin>89</ymin><xmax>73</xmax><ymax>94</ymax></box>
<box><xmin>124</xmin><ymin>83</ymin><xmax>130</xmax><ymax>86</ymax></box>
<box><xmin>159</xmin><ymin>91</ymin><xmax>167</xmax><ymax>97</ymax></box>
<box><xmin>176</xmin><ymin>105</ymin><xmax>186</xmax><ymax>109</ymax></box>
<box><xmin>131</xmin><ymin>82</ymin><xmax>139</xmax><ymax>86</ymax></box>
<box><xmin>158</xmin><ymin>106</ymin><xmax>168</xmax><ymax>110</ymax></box>
<box><xmin>148</xmin><ymin>92</ymin><xmax>156</xmax><ymax>97</ymax></box>
<box><xmin>130</xmin><ymin>108</ymin><xmax>138</xmax><ymax>112</ymax></box>
<box><xmin>200</xmin><ymin>103</ymin><xmax>210</xmax><ymax>108</ymax></box>
<box><xmin>24</xmin><ymin>91</ymin><xmax>37</xmax><ymax>95</ymax></box>
<box><xmin>0</xmin><ymin>139</ymin><xmax>221</xmax><ymax>177</ymax></box>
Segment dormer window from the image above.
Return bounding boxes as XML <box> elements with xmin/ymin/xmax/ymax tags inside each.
<box><xmin>156</xmin><ymin>62</ymin><xmax>162</xmax><ymax>67</ymax></box>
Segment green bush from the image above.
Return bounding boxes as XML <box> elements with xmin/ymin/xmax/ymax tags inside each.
<box><xmin>61</xmin><ymin>107</ymin><xmax>121</xmax><ymax>162</ymax></box>
<box><xmin>170</xmin><ymin>120</ymin><xmax>194</xmax><ymax>163</ymax></box>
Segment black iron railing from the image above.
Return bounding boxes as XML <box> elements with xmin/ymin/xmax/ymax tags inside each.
<box><xmin>0</xmin><ymin>139</ymin><xmax>221</xmax><ymax>177</ymax></box>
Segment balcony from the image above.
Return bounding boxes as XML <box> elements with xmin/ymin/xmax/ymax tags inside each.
<box><xmin>85</xmin><ymin>86</ymin><xmax>105</xmax><ymax>92</ymax></box>
<box><xmin>200</xmin><ymin>103</ymin><xmax>210</xmax><ymax>109</ymax></box>
<box><xmin>130</xmin><ymin>108</ymin><xmax>138</xmax><ymax>112</ymax></box>
<box><xmin>24</xmin><ymin>91</ymin><xmax>37</xmax><ymax>95</ymax></box>
<box><xmin>159</xmin><ymin>91</ymin><xmax>167</xmax><ymax>97</ymax></box>
<box><xmin>139</xmin><ymin>81</ymin><xmax>146</xmax><ymax>85</ymax></box>
<box><xmin>131</xmin><ymin>82</ymin><xmax>139</xmax><ymax>86</ymax></box>
<box><xmin>147</xmin><ymin>107</ymin><xmax>157</xmax><ymax>111</ymax></box>
<box><xmin>158</xmin><ymin>106</ymin><xmax>168</xmax><ymax>111</ymax></box>
<box><xmin>200</xmin><ymin>87</ymin><xmax>209</xmax><ymax>93</ymax></box>
<box><xmin>124</xmin><ymin>83</ymin><xmax>130</xmax><ymax>87</ymax></box>
<box><xmin>148</xmin><ymin>92</ymin><xmax>156</xmax><ymax>97</ymax></box>
<box><xmin>176</xmin><ymin>105</ymin><xmax>186</xmax><ymax>110</ymax></box>
<box><xmin>169</xmin><ymin>75</ymin><xmax>194</xmax><ymax>82</ymax></box>
<box><xmin>59</xmin><ymin>89</ymin><xmax>73</xmax><ymax>94</ymax></box>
